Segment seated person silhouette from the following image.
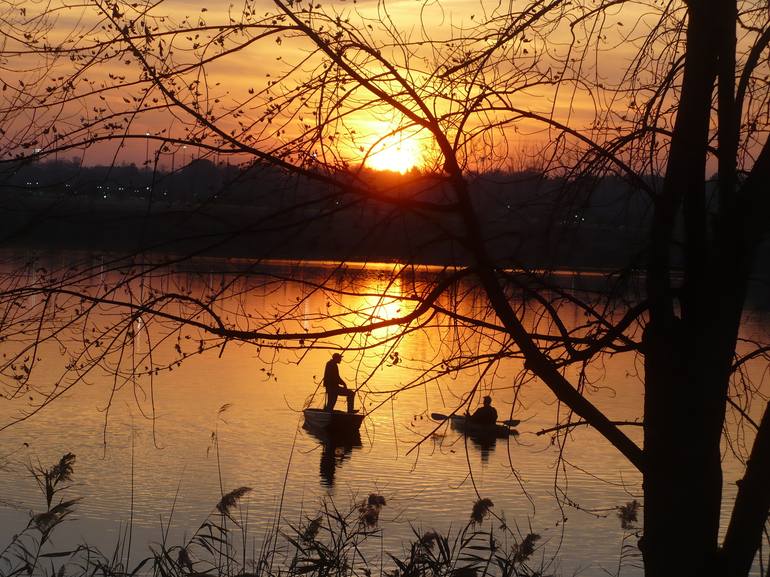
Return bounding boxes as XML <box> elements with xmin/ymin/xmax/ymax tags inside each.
<box><xmin>470</xmin><ymin>395</ymin><xmax>498</xmax><ymax>425</ymax></box>
<box><xmin>323</xmin><ymin>352</ymin><xmax>356</xmax><ymax>413</ymax></box>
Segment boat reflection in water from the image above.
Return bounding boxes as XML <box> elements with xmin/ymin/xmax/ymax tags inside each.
<box><xmin>449</xmin><ymin>415</ymin><xmax>517</xmax><ymax>463</ymax></box>
<box><xmin>302</xmin><ymin>408</ymin><xmax>366</xmax><ymax>486</ymax></box>
<box><xmin>303</xmin><ymin>424</ymin><xmax>363</xmax><ymax>487</ymax></box>
<box><xmin>466</xmin><ymin>433</ymin><xmax>498</xmax><ymax>463</ymax></box>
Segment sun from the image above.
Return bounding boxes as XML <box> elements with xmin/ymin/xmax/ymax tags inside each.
<box><xmin>365</xmin><ymin>135</ymin><xmax>422</xmax><ymax>174</ymax></box>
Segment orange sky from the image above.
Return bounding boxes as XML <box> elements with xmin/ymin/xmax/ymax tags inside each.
<box><xmin>5</xmin><ymin>0</ymin><xmax>681</xmax><ymax>172</ymax></box>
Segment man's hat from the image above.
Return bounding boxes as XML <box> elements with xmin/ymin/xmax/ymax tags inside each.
<box><xmin>332</xmin><ymin>352</ymin><xmax>343</xmax><ymax>361</ymax></box>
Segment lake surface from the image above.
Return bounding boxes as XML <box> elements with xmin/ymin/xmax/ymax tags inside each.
<box><xmin>0</xmin><ymin>254</ymin><xmax>766</xmax><ymax>576</ymax></box>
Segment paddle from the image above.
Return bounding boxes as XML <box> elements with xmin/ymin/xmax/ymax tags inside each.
<box><xmin>430</xmin><ymin>412</ymin><xmax>520</xmax><ymax>428</ymax></box>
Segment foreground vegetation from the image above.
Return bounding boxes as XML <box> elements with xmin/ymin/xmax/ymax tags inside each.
<box><xmin>3</xmin><ymin>0</ymin><xmax>768</xmax><ymax>573</ymax></box>
<box><xmin>0</xmin><ymin>454</ymin><xmax>568</xmax><ymax>577</ymax></box>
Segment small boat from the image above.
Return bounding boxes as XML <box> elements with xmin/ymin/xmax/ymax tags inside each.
<box><xmin>303</xmin><ymin>408</ymin><xmax>365</xmax><ymax>432</ymax></box>
<box><xmin>449</xmin><ymin>415</ymin><xmax>517</xmax><ymax>438</ymax></box>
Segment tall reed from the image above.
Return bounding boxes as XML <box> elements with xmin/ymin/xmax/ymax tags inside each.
<box><xmin>0</xmin><ymin>455</ymin><xmax>549</xmax><ymax>577</ymax></box>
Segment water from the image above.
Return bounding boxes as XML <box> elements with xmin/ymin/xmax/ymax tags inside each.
<box><xmin>0</xmin><ymin>254</ymin><xmax>766</xmax><ymax>575</ymax></box>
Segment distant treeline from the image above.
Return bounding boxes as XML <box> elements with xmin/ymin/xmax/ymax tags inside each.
<box><xmin>1</xmin><ymin>159</ymin><xmax>768</xmax><ymax>294</ymax></box>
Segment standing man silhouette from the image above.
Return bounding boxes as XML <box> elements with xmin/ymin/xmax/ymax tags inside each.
<box><xmin>323</xmin><ymin>352</ymin><xmax>356</xmax><ymax>413</ymax></box>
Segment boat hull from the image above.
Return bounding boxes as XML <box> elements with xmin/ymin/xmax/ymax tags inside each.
<box><xmin>450</xmin><ymin>415</ymin><xmax>515</xmax><ymax>438</ymax></box>
<box><xmin>303</xmin><ymin>408</ymin><xmax>365</xmax><ymax>432</ymax></box>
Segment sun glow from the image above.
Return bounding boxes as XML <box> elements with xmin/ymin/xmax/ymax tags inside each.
<box><xmin>364</xmin><ymin>134</ymin><xmax>422</xmax><ymax>174</ymax></box>
<box><xmin>346</xmin><ymin>274</ymin><xmax>416</xmax><ymax>342</ymax></box>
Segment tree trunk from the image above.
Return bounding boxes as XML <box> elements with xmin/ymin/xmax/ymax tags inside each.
<box><xmin>641</xmin><ymin>1</ymin><xmax>725</xmax><ymax>575</ymax></box>
<box><xmin>722</xmin><ymin>402</ymin><xmax>770</xmax><ymax>576</ymax></box>
<box><xmin>642</xmin><ymin>322</ymin><xmax>725</xmax><ymax>577</ymax></box>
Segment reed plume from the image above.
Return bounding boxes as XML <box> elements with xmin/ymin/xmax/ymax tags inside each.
<box><xmin>216</xmin><ymin>486</ymin><xmax>253</xmax><ymax>518</ymax></box>
<box><xmin>470</xmin><ymin>498</ymin><xmax>493</xmax><ymax>524</ymax></box>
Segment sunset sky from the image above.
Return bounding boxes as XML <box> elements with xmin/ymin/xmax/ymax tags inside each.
<box><xmin>3</xmin><ymin>0</ymin><xmax>690</xmax><ymax>172</ymax></box>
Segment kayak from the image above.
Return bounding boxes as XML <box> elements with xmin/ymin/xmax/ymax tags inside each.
<box><xmin>449</xmin><ymin>415</ymin><xmax>517</xmax><ymax>438</ymax></box>
<box><xmin>303</xmin><ymin>408</ymin><xmax>365</xmax><ymax>432</ymax></box>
